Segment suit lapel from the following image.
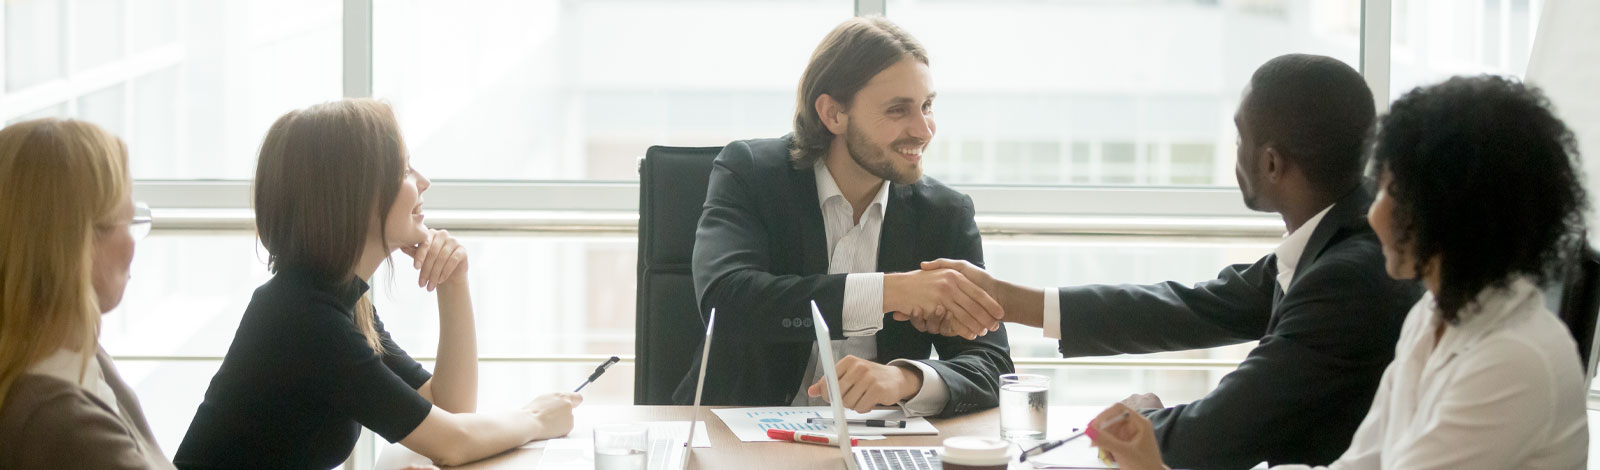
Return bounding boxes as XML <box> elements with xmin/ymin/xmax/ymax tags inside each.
<box><xmin>878</xmin><ymin>184</ymin><xmax>916</xmax><ymax>273</ymax></box>
<box><xmin>796</xmin><ymin>165</ymin><xmax>831</xmax><ymax>276</ymax></box>
<box><xmin>1289</xmin><ymin>186</ymin><xmax>1375</xmax><ymax>287</ymax></box>
<box><xmin>876</xmin><ymin>184</ymin><xmax>917</xmax><ymax>355</ymax></box>
<box><xmin>96</xmin><ymin>348</ymin><xmax>158</xmax><ymax>450</ymax></box>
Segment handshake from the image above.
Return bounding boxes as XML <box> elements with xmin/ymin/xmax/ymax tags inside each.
<box><xmin>885</xmin><ymin>258</ymin><xmax>1005</xmax><ymax>340</ymax></box>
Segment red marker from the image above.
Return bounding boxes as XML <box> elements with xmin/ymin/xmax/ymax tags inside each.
<box><xmin>767</xmin><ymin>428</ymin><xmax>860</xmax><ymax>446</ymax></box>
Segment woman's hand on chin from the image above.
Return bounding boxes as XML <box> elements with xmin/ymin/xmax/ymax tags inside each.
<box><xmin>399</xmin><ymin>229</ymin><xmax>469</xmax><ymax>292</ymax></box>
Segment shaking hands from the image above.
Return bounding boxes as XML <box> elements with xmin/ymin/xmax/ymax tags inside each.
<box><xmin>884</xmin><ymin>259</ymin><xmax>1005</xmax><ymax>339</ymax></box>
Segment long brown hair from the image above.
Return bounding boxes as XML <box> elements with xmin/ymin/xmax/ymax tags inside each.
<box><xmin>0</xmin><ymin>119</ymin><xmax>130</xmax><ymax>406</ymax></box>
<box><xmin>253</xmin><ymin>99</ymin><xmax>407</xmax><ymax>353</ymax></box>
<box><xmin>789</xmin><ymin>17</ymin><xmax>929</xmax><ymax>168</ymax></box>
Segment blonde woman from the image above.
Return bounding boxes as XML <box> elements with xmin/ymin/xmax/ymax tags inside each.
<box><xmin>0</xmin><ymin>119</ymin><xmax>168</xmax><ymax>468</ymax></box>
<box><xmin>173</xmin><ymin>99</ymin><xmax>580</xmax><ymax>469</ymax></box>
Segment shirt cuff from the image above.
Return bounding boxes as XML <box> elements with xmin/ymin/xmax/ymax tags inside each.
<box><xmin>888</xmin><ymin>359</ymin><xmax>948</xmax><ymax>418</ymax></box>
<box><xmin>1043</xmin><ymin>287</ymin><xmax>1061</xmax><ymax>339</ymax></box>
<box><xmin>842</xmin><ymin>273</ymin><xmax>885</xmax><ymax>337</ymax></box>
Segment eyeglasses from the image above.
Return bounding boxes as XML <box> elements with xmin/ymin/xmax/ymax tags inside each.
<box><xmin>130</xmin><ymin>201</ymin><xmax>152</xmax><ymax>241</ymax></box>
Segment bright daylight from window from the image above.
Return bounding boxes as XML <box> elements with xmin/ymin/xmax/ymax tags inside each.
<box><xmin>0</xmin><ymin>0</ymin><xmax>1556</xmax><ymax>466</ymax></box>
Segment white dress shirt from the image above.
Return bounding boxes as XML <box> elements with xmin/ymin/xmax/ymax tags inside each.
<box><xmin>1042</xmin><ymin>205</ymin><xmax>1332</xmax><ymax>338</ymax></box>
<box><xmin>790</xmin><ymin>161</ymin><xmax>949</xmax><ymax>417</ymax></box>
<box><xmin>1275</xmin><ymin>277</ymin><xmax>1588</xmax><ymax>469</ymax></box>
<box><xmin>1271</xmin><ymin>205</ymin><xmax>1332</xmax><ymax>295</ymax></box>
<box><xmin>29</xmin><ymin>347</ymin><xmax>119</xmax><ymax>414</ymax></box>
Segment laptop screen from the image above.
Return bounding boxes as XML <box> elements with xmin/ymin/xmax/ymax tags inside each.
<box><xmin>811</xmin><ymin>301</ymin><xmax>859</xmax><ymax>470</ymax></box>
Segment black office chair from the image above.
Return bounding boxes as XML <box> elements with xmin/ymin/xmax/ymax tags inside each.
<box><xmin>634</xmin><ymin>145</ymin><xmax>722</xmax><ymax>405</ymax></box>
<box><xmin>1553</xmin><ymin>242</ymin><xmax>1600</xmax><ymax>385</ymax></box>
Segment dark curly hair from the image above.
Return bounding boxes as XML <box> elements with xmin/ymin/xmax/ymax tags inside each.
<box><xmin>1372</xmin><ymin>75</ymin><xmax>1588</xmax><ymax>323</ymax></box>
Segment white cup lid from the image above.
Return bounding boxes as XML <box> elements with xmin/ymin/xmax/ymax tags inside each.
<box><xmin>942</xmin><ymin>436</ymin><xmax>1012</xmax><ymax>465</ymax></box>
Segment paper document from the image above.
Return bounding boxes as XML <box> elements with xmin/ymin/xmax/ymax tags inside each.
<box><xmin>711</xmin><ymin>407</ymin><xmax>937</xmax><ymax>442</ymax></box>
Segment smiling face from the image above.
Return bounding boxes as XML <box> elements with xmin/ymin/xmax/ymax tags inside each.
<box><xmin>838</xmin><ymin>58</ymin><xmax>936</xmax><ymax>185</ymax></box>
<box><xmin>381</xmin><ymin>166</ymin><xmax>432</xmax><ymax>250</ymax></box>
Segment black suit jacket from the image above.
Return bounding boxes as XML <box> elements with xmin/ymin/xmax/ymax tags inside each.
<box><xmin>673</xmin><ymin>136</ymin><xmax>1014</xmax><ymax>417</ymax></box>
<box><xmin>1055</xmin><ymin>186</ymin><xmax>1421</xmax><ymax>469</ymax></box>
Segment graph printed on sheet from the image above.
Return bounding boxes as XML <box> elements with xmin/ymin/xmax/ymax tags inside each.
<box><xmin>712</xmin><ymin>407</ymin><xmax>936</xmax><ymax>442</ymax></box>
<box><xmin>747</xmin><ymin>409</ymin><xmax>831</xmax><ymax>433</ymax></box>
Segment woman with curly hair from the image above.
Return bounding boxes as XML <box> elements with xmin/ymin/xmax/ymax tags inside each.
<box><xmin>1089</xmin><ymin>75</ymin><xmax>1591</xmax><ymax>469</ymax></box>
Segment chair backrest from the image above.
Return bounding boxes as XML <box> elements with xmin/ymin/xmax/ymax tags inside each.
<box><xmin>1554</xmin><ymin>243</ymin><xmax>1600</xmax><ymax>385</ymax></box>
<box><xmin>635</xmin><ymin>145</ymin><xmax>722</xmax><ymax>405</ymax></box>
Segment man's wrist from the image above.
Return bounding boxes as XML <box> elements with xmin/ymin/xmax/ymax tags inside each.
<box><xmin>1006</xmin><ymin>281</ymin><xmax>1048</xmax><ymax>328</ymax></box>
<box><xmin>892</xmin><ymin>363</ymin><xmax>924</xmax><ymax>400</ymax></box>
<box><xmin>882</xmin><ymin>272</ymin><xmax>906</xmax><ymax>314</ymax></box>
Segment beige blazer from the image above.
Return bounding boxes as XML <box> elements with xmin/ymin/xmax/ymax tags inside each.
<box><xmin>0</xmin><ymin>348</ymin><xmax>174</xmax><ymax>469</ymax></box>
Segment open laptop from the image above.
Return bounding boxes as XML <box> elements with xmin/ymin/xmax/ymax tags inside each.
<box><xmin>808</xmin><ymin>302</ymin><xmax>944</xmax><ymax>470</ymax></box>
<box><xmin>661</xmin><ymin>308</ymin><xmax>715</xmax><ymax>470</ymax></box>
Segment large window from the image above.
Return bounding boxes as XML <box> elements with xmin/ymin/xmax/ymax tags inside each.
<box><xmin>1</xmin><ymin>0</ymin><xmax>343</xmax><ymax>179</ymax></box>
<box><xmin>3</xmin><ymin>0</ymin><xmax>1581</xmax><ymax>465</ymax></box>
<box><xmin>1390</xmin><ymin>0</ymin><xmax>1544</xmax><ymax>101</ymax></box>
<box><xmin>892</xmin><ymin>0</ymin><xmax>1360</xmax><ymax>187</ymax></box>
<box><xmin>372</xmin><ymin>0</ymin><xmax>853</xmax><ymax>180</ymax></box>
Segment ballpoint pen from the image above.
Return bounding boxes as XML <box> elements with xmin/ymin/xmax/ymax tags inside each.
<box><xmin>1019</xmin><ymin>410</ymin><xmax>1130</xmax><ymax>462</ymax></box>
<box><xmin>573</xmin><ymin>356</ymin><xmax>621</xmax><ymax>393</ymax></box>
<box><xmin>805</xmin><ymin>417</ymin><xmax>908</xmax><ymax>428</ymax></box>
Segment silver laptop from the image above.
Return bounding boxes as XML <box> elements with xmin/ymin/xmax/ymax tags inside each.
<box><xmin>808</xmin><ymin>301</ymin><xmax>944</xmax><ymax>470</ymax></box>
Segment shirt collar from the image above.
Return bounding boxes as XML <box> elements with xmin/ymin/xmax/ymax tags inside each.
<box><xmin>814</xmin><ymin>161</ymin><xmax>890</xmax><ymax>218</ymax></box>
<box><xmin>1273</xmin><ymin>204</ymin><xmax>1334</xmax><ymax>288</ymax></box>
<box><xmin>1423</xmin><ymin>276</ymin><xmax>1544</xmax><ymax>352</ymax></box>
<box><xmin>275</xmin><ymin>265</ymin><xmax>371</xmax><ymax>308</ymax></box>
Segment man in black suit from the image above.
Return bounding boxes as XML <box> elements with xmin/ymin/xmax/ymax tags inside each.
<box><xmin>918</xmin><ymin>55</ymin><xmax>1423</xmax><ymax>468</ymax></box>
<box><xmin>673</xmin><ymin>17</ymin><xmax>1013</xmax><ymax>417</ymax></box>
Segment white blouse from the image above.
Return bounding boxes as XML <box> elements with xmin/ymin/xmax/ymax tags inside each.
<box><xmin>1276</xmin><ymin>277</ymin><xmax>1588</xmax><ymax>470</ymax></box>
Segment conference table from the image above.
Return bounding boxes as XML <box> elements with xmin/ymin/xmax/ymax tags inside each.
<box><xmin>376</xmin><ymin>405</ymin><xmax>1107</xmax><ymax>469</ymax></box>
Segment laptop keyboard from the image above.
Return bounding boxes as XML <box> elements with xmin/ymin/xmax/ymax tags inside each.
<box><xmin>858</xmin><ymin>448</ymin><xmax>941</xmax><ymax>470</ymax></box>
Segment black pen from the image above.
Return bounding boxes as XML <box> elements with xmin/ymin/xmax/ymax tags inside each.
<box><xmin>573</xmin><ymin>356</ymin><xmax>620</xmax><ymax>393</ymax></box>
<box><xmin>1020</xmin><ymin>410</ymin><xmax>1130</xmax><ymax>462</ymax></box>
<box><xmin>805</xmin><ymin>417</ymin><xmax>908</xmax><ymax>428</ymax></box>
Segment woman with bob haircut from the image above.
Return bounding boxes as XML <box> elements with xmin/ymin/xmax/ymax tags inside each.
<box><xmin>0</xmin><ymin>118</ymin><xmax>168</xmax><ymax>468</ymax></box>
<box><xmin>1087</xmin><ymin>75</ymin><xmax>1591</xmax><ymax>469</ymax></box>
<box><xmin>174</xmin><ymin>99</ymin><xmax>579</xmax><ymax>468</ymax></box>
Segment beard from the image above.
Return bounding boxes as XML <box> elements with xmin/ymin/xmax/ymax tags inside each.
<box><xmin>844</xmin><ymin>120</ymin><xmax>924</xmax><ymax>185</ymax></box>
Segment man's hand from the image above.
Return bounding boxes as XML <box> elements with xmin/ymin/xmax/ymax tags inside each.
<box><xmin>1119</xmin><ymin>393</ymin><xmax>1164</xmax><ymax>411</ymax></box>
<box><xmin>884</xmin><ymin>268</ymin><xmax>1003</xmax><ymax>340</ymax></box>
<box><xmin>807</xmin><ymin>356</ymin><xmax>923</xmax><ymax>414</ymax></box>
<box><xmin>919</xmin><ymin>258</ymin><xmax>998</xmax><ymax>294</ymax></box>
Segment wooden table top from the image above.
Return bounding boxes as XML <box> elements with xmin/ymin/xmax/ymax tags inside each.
<box><xmin>376</xmin><ymin>405</ymin><xmax>1105</xmax><ymax>469</ymax></box>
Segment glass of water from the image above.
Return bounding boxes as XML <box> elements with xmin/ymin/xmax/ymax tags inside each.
<box><xmin>999</xmin><ymin>373</ymin><xmax>1050</xmax><ymax>442</ymax></box>
<box><xmin>593</xmin><ymin>423</ymin><xmax>649</xmax><ymax>470</ymax></box>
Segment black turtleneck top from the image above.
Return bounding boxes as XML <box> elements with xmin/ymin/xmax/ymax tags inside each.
<box><xmin>174</xmin><ymin>268</ymin><xmax>433</xmax><ymax>469</ymax></box>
